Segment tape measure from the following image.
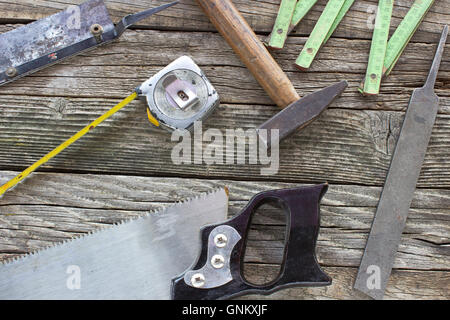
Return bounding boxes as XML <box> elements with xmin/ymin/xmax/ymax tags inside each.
<box><xmin>361</xmin><ymin>0</ymin><xmax>394</xmax><ymax>95</ymax></box>
<box><xmin>295</xmin><ymin>0</ymin><xmax>346</xmax><ymax>70</ymax></box>
<box><xmin>0</xmin><ymin>56</ymin><xmax>219</xmax><ymax>197</ymax></box>
<box><xmin>267</xmin><ymin>0</ymin><xmax>297</xmax><ymax>49</ymax></box>
<box><xmin>360</xmin><ymin>0</ymin><xmax>435</xmax><ymax>95</ymax></box>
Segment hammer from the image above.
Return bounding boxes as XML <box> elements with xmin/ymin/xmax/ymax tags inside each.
<box><xmin>196</xmin><ymin>0</ymin><xmax>347</xmax><ymax>146</ymax></box>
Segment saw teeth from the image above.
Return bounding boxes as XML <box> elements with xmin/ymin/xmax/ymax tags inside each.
<box><xmin>0</xmin><ymin>187</ymin><xmax>228</xmax><ymax>267</ymax></box>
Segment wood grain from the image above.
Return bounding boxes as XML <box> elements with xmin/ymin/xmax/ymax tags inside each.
<box><xmin>0</xmin><ymin>0</ymin><xmax>448</xmax><ymax>43</ymax></box>
<box><xmin>0</xmin><ymin>174</ymin><xmax>448</xmax><ymax>299</ymax></box>
<box><xmin>0</xmin><ymin>95</ymin><xmax>449</xmax><ymax>187</ymax></box>
<box><xmin>0</xmin><ymin>30</ymin><xmax>448</xmax><ymax>186</ymax></box>
<box><xmin>0</xmin><ymin>0</ymin><xmax>448</xmax><ymax>300</ymax></box>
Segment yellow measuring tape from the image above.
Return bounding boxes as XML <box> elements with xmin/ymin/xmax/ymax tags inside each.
<box><xmin>0</xmin><ymin>91</ymin><xmax>159</xmax><ymax>197</ymax></box>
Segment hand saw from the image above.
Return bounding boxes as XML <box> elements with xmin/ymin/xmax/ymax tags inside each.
<box><xmin>172</xmin><ymin>184</ymin><xmax>331</xmax><ymax>300</ymax></box>
<box><xmin>354</xmin><ymin>25</ymin><xmax>448</xmax><ymax>300</ymax></box>
<box><xmin>0</xmin><ymin>188</ymin><xmax>229</xmax><ymax>299</ymax></box>
<box><xmin>0</xmin><ymin>0</ymin><xmax>178</xmax><ymax>86</ymax></box>
<box><xmin>0</xmin><ymin>185</ymin><xmax>330</xmax><ymax>299</ymax></box>
<box><xmin>0</xmin><ymin>56</ymin><xmax>220</xmax><ymax>198</ymax></box>
<box><xmin>360</xmin><ymin>0</ymin><xmax>435</xmax><ymax>95</ymax></box>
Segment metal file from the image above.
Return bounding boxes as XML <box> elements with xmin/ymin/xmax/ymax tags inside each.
<box><xmin>354</xmin><ymin>25</ymin><xmax>448</xmax><ymax>300</ymax></box>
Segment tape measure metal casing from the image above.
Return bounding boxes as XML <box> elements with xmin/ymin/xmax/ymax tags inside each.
<box><xmin>137</xmin><ymin>56</ymin><xmax>219</xmax><ymax>131</ymax></box>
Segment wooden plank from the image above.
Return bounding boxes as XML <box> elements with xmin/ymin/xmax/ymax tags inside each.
<box><xmin>0</xmin><ymin>173</ymin><xmax>448</xmax><ymax>269</ymax></box>
<box><xmin>241</xmin><ymin>266</ymin><xmax>449</xmax><ymax>300</ymax></box>
<box><xmin>0</xmin><ymin>30</ymin><xmax>447</xmax><ymax>107</ymax></box>
<box><xmin>0</xmin><ymin>31</ymin><xmax>447</xmax><ymax>187</ymax></box>
<box><xmin>0</xmin><ymin>174</ymin><xmax>448</xmax><ymax>299</ymax></box>
<box><xmin>0</xmin><ymin>0</ymin><xmax>447</xmax><ymax>43</ymax></box>
<box><xmin>0</xmin><ymin>95</ymin><xmax>449</xmax><ymax>186</ymax></box>
<box><xmin>0</xmin><ymin>0</ymin><xmax>448</xmax><ymax>301</ymax></box>
<box><xmin>1</xmin><ymin>171</ymin><xmax>449</xmax><ymax>208</ymax></box>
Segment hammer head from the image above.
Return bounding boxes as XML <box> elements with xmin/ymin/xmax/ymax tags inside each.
<box><xmin>257</xmin><ymin>80</ymin><xmax>348</xmax><ymax>149</ymax></box>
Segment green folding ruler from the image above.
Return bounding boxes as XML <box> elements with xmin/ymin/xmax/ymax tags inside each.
<box><xmin>383</xmin><ymin>0</ymin><xmax>435</xmax><ymax>76</ymax></box>
<box><xmin>295</xmin><ymin>0</ymin><xmax>355</xmax><ymax>70</ymax></box>
<box><xmin>267</xmin><ymin>0</ymin><xmax>354</xmax><ymax>52</ymax></box>
<box><xmin>360</xmin><ymin>0</ymin><xmax>435</xmax><ymax>94</ymax></box>
<box><xmin>324</xmin><ymin>0</ymin><xmax>355</xmax><ymax>43</ymax></box>
<box><xmin>268</xmin><ymin>0</ymin><xmax>298</xmax><ymax>49</ymax></box>
<box><xmin>361</xmin><ymin>0</ymin><xmax>395</xmax><ymax>95</ymax></box>
<box><xmin>267</xmin><ymin>0</ymin><xmax>318</xmax><ymax>49</ymax></box>
<box><xmin>289</xmin><ymin>0</ymin><xmax>318</xmax><ymax>33</ymax></box>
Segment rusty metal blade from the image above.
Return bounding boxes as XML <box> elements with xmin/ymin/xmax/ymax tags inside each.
<box><xmin>115</xmin><ymin>1</ymin><xmax>179</xmax><ymax>35</ymax></box>
<box><xmin>257</xmin><ymin>80</ymin><xmax>348</xmax><ymax>148</ymax></box>
<box><xmin>0</xmin><ymin>0</ymin><xmax>178</xmax><ymax>86</ymax></box>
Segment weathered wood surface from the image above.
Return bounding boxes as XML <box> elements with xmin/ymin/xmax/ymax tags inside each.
<box><xmin>0</xmin><ymin>29</ymin><xmax>449</xmax><ymax>186</ymax></box>
<box><xmin>0</xmin><ymin>174</ymin><xmax>448</xmax><ymax>299</ymax></box>
<box><xmin>0</xmin><ymin>0</ymin><xmax>449</xmax><ymax>299</ymax></box>
<box><xmin>0</xmin><ymin>0</ymin><xmax>448</xmax><ymax>43</ymax></box>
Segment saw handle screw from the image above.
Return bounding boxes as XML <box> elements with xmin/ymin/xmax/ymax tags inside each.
<box><xmin>191</xmin><ymin>273</ymin><xmax>206</xmax><ymax>288</ymax></box>
<box><xmin>214</xmin><ymin>234</ymin><xmax>228</xmax><ymax>247</ymax></box>
<box><xmin>211</xmin><ymin>255</ymin><xmax>225</xmax><ymax>269</ymax></box>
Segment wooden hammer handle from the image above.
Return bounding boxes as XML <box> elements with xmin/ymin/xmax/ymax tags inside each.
<box><xmin>196</xmin><ymin>0</ymin><xmax>300</xmax><ymax>108</ymax></box>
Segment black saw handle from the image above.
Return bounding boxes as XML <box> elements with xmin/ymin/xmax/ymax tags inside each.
<box><xmin>171</xmin><ymin>184</ymin><xmax>331</xmax><ymax>300</ymax></box>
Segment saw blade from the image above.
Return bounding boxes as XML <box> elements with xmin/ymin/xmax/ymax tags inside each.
<box><xmin>0</xmin><ymin>188</ymin><xmax>228</xmax><ymax>300</ymax></box>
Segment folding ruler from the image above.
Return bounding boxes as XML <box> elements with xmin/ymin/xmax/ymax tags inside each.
<box><xmin>267</xmin><ymin>0</ymin><xmax>298</xmax><ymax>49</ymax></box>
<box><xmin>295</xmin><ymin>0</ymin><xmax>355</xmax><ymax>70</ymax></box>
<box><xmin>360</xmin><ymin>0</ymin><xmax>435</xmax><ymax>95</ymax></box>
<box><xmin>267</xmin><ymin>0</ymin><xmax>355</xmax><ymax>68</ymax></box>
<box><xmin>267</xmin><ymin>0</ymin><xmax>318</xmax><ymax>50</ymax></box>
<box><xmin>289</xmin><ymin>0</ymin><xmax>319</xmax><ymax>33</ymax></box>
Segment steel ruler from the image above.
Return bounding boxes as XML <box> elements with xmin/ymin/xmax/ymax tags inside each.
<box><xmin>360</xmin><ymin>0</ymin><xmax>435</xmax><ymax>93</ymax></box>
